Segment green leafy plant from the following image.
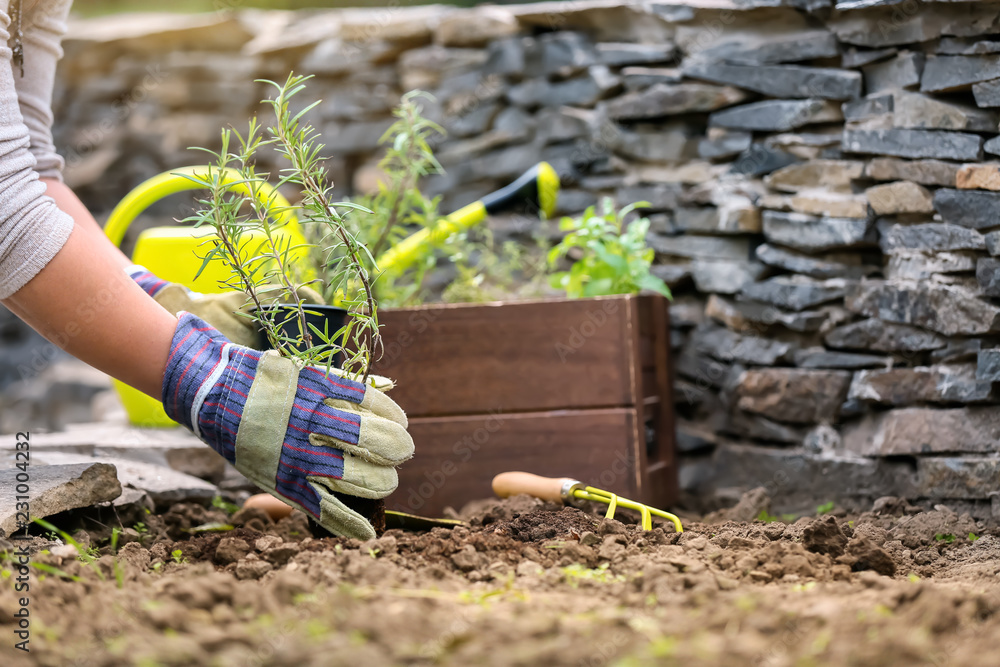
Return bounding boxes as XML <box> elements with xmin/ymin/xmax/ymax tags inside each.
<box><xmin>816</xmin><ymin>501</ymin><xmax>835</xmax><ymax>515</ymax></box>
<box><xmin>548</xmin><ymin>198</ymin><xmax>672</xmax><ymax>299</ymax></box>
<box><xmin>184</xmin><ymin>73</ymin><xmax>379</xmax><ymax>380</ymax></box>
<box><xmin>934</xmin><ymin>533</ymin><xmax>955</xmax><ymax>544</ymax></box>
<box><xmin>212</xmin><ymin>495</ymin><xmax>241</xmax><ymax>516</ymax></box>
<box><xmin>969</xmin><ymin>532</ymin><xmax>980</xmax><ymax>542</ymax></box>
<box><xmin>171</xmin><ymin>549</ymin><xmax>187</xmax><ymax>564</ymax></box>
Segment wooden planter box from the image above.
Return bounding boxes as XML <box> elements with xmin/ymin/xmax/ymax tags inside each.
<box><xmin>371</xmin><ymin>294</ymin><xmax>677</xmax><ymax>517</ymax></box>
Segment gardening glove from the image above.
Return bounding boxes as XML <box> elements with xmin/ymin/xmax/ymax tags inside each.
<box><xmin>128</xmin><ymin>265</ymin><xmax>324</xmax><ymax>350</ymax></box>
<box><xmin>161</xmin><ymin>311</ymin><xmax>413</xmax><ymax>540</ymax></box>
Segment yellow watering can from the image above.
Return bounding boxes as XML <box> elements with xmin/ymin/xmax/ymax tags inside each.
<box><xmin>105</xmin><ymin>162</ymin><xmax>560</xmax><ymax>427</ymax></box>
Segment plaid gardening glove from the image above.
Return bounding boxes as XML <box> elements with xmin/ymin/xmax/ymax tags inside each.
<box><xmin>162</xmin><ymin>312</ymin><xmax>413</xmax><ymax>540</ymax></box>
<box><xmin>128</xmin><ymin>266</ymin><xmax>325</xmax><ymax>350</ymax></box>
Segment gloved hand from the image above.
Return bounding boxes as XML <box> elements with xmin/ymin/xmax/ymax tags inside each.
<box><xmin>128</xmin><ymin>266</ymin><xmax>325</xmax><ymax>350</ymax></box>
<box><xmin>162</xmin><ymin>311</ymin><xmax>413</xmax><ymax>540</ymax></box>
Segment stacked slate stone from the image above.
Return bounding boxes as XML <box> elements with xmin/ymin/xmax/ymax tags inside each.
<box><xmin>49</xmin><ymin>0</ymin><xmax>1000</xmax><ymax>517</ymax></box>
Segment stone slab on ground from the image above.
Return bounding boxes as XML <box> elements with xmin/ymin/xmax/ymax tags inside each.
<box><xmin>0</xmin><ymin>463</ymin><xmax>121</xmax><ymax>535</ymax></box>
<box><xmin>11</xmin><ymin>422</ymin><xmax>226</xmax><ymax>483</ymax></box>
<box><xmin>26</xmin><ymin>451</ymin><xmax>218</xmax><ymax>508</ymax></box>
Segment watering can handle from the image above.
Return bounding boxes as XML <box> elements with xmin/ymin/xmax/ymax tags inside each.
<box><xmin>103</xmin><ymin>165</ymin><xmax>303</xmax><ymax>248</ymax></box>
<box><xmin>492</xmin><ymin>471</ymin><xmax>582</xmax><ymax>503</ymax></box>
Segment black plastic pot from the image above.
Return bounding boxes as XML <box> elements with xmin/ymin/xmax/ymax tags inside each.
<box><xmin>253</xmin><ymin>304</ymin><xmax>348</xmax><ymax>364</ymax></box>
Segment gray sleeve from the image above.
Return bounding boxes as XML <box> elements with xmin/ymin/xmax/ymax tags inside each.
<box><xmin>13</xmin><ymin>0</ymin><xmax>72</xmax><ymax>181</ymax></box>
<box><xmin>0</xmin><ymin>4</ymin><xmax>74</xmax><ymax>299</ymax></box>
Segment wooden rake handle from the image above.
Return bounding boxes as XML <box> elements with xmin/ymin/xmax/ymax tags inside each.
<box><xmin>492</xmin><ymin>471</ymin><xmax>582</xmax><ymax>503</ymax></box>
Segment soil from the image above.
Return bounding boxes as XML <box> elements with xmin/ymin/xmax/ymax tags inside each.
<box><xmin>3</xmin><ymin>491</ymin><xmax>1000</xmax><ymax>666</ymax></box>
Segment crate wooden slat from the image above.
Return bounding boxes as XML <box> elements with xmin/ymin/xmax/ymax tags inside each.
<box><xmin>374</xmin><ymin>294</ymin><xmax>677</xmax><ymax>516</ymax></box>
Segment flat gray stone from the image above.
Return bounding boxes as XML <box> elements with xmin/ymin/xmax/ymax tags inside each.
<box><xmin>863</xmin><ymin>51</ymin><xmax>924</xmax><ymax>93</ymax></box>
<box><xmin>762</xmin><ymin>210</ymin><xmax>876</xmax><ymax>252</ymax></box>
<box><xmin>611</xmin><ymin>127</ymin><xmax>695</xmax><ymax>162</ymax></box>
<box><xmin>605</xmin><ymin>83</ymin><xmax>747</xmax><ymax>121</ymax></box>
<box><xmin>755</xmin><ymin>243</ymin><xmax>873</xmax><ymax>279</ymax></box>
<box><xmin>527</xmin><ymin>31</ymin><xmax>596</xmax><ymax>76</ymax></box>
<box><xmin>723</xmin><ymin>411</ymin><xmax>808</xmax><ymax>445</ymax></box>
<box><xmin>828</xmin><ymin>8</ymin><xmax>942</xmax><ymax>48</ymax></box>
<box><xmin>691</xmin><ymin>259</ymin><xmax>766</xmax><ymax>295</ymax></box>
<box><xmin>931</xmin><ymin>339</ymin><xmax>982</xmax><ymax>364</ymax></box>
<box><xmin>794</xmin><ymin>348</ymin><xmax>891</xmax><ymax>369</ymax></box>
<box><xmin>986</xmin><ymin>136</ymin><xmax>1000</xmax><ymax>157</ymax></box>
<box><xmin>740</xmin><ymin>276</ymin><xmax>847</xmax><ymax>311</ymax></box>
<box><xmin>595</xmin><ymin>42</ymin><xmax>675</xmax><ymax>66</ymax></box>
<box><xmin>973</xmin><ymin>78</ymin><xmax>1000</xmax><ymax>107</ymax></box>
<box><xmin>845</xmin><ymin>280</ymin><xmax>1000</xmax><ymax>336</ymax></box>
<box><xmin>977</xmin><ymin>257</ymin><xmax>1000</xmax><ymax>297</ymax></box>
<box><xmin>938</xmin><ymin>36</ymin><xmax>1000</xmax><ymax>56</ymax></box>
<box><xmin>825</xmin><ymin>317</ymin><xmax>947</xmax><ymax>352</ymax></box>
<box><xmin>698</xmin><ymin>131</ymin><xmax>752</xmax><ymax>160</ymax></box>
<box><xmin>0</xmin><ymin>462</ymin><xmax>121</xmax><ymax>535</ymax></box>
<box><xmin>691</xmin><ymin>323</ymin><xmax>795</xmax><ymax>366</ymax></box>
<box><xmin>735</xmin><ymin>368</ymin><xmax>852</xmax><ymax>424</ymax></box>
<box><xmin>706</xmin><ymin>294</ymin><xmax>839</xmax><ymax>334</ymax></box>
<box><xmin>842</xmin><ymin>129</ymin><xmax>983</xmax><ymax>161</ymax></box>
<box><xmin>987</xmin><ymin>231</ymin><xmax>1000</xmax><ymax>255</ymax></box>
<box><xmin>887</xmin><ymin>252</ymin><xmax>979</xmax><ymax>280</ymax></box>
<box><xmin>849</xmin><ymin>364</ymin><xmax>995</xmax><ymax>405</ymax></box>
<box><xmin>684</xmin><ymin>61</ymin><xmax>862</xmax><ymax>100</ymax></box>
<box><xmin>764</xmin><ymin>160</ymin><xmax>864</xmax><ymax>193</ymax></box>
<box><xmin>843</xmin><ymin>407</ymin><xmax>1000</xmax><ymax>455</ymax></box>
<box><xmin>934</xmin><ymin>189</ymin><xmax>1000</xmax><ymax>230</ymax></box>
<box><xmin>508</xmin><ymin>66</ymin><xmax>619</xmax><ymax>107</ymax></box>
<box><xmin>687</xmin><ymin>30</ymin><xmax>839</xmax><ymax>66</ymax></box>
<box><xmin>621</xmin><ymin>66</ymin><xmax>683</xmax><ymax>90</ymax></box>
<box><xmin>864</xmin><ymin>158</ymin><xmax>958</xmax><ymax>186</ymax></box>
<box><xmin>729</xmin><ymin>144</ymin><xmax>800</xmax><ymax>177</ymax></box>
<box><xmin>674</xmin><ymin>202</ymin><xmax>761</xmax><ymax>235</ymax></box>
<box><xmin>921</xmin><ymin>55</ymin><xmax>1000</xmax><ymax>92</ymax></box>
<box><xmin>710</xmin><ymin>99</ymin><xmax>842</xmax><ymax>131</ymax></box>
<box><xmin>29</xmin><ymin>452</ymin><xmax>218</xmax><ymax>508</ymax></box>
<box><xmin>977</xmin><ymin>348</ymin><xmax>1000</xmax><ymax>380</ymax></box>
<box><xmin>890</xmin><ymin>91</ymin><xmax>997</xmax><ymax>132</ymax></box>
<box><xmin>879</xmin><ymin>223</ymin><xmax>986</xmax><ymax>254</ymax></box>
<box><xmin>616</xmin><ymin>183</ymin><xmax>682</xmax><ymax>211</ymax></box>
<box><xmin>843</xmin><ymin>93</ymin><xmax>894</xmax><ymax>123</ymax></box>
<box><xmin>647</xmin><ymin>233</ymin><xmax>751</xmax><ymax>261</ymax></box>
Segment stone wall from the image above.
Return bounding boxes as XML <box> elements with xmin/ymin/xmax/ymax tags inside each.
<box><xmin>40</xmin><ymin>1</ymin><xmax>1000</xmax><ymax>517</ymax></box>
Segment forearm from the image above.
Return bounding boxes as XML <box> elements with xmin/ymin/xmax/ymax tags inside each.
<box><xmin>2</xmin><ymin>224</ymin><xmax>175</xmax><ymax>397</ymax></box>
<box><xmin>41</xmin><ymin>177</ymin><xmax>131</xmax><ymax>270</ymax></box>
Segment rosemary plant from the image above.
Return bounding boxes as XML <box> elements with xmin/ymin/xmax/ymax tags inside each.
<box><xmin>181</xmin><ymin>74</ymin><xmax>380</xmax><ymax>382</ymax></box>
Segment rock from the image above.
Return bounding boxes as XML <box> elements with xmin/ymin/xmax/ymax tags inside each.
<box><xmin>528</xmin><ymin>31</ymin><xmax>596</xmax><ymax>77</ymax></box>
<box><xmin>843</xmin><ymin>93</ymin><xmax>894</xmax><ymax>123</ymax></box>
<box><xmin>989</xmin><ymin>231</ymin><xmax>1000</xmax><ymax>255</ymax></box>
<box><xmin>938</xmin><ymin>36</ymin><xmax>1000</xmax><ymax>56</ymax></box>
<box><xmin>706</xmin><ymin>295</ymin><xmax>838</xmax><ymax>333</ymax></box>
<box><xmin>729</xmin><ymin>144</ymin><xmax>800</xmax><ymax>177</ymax></box>
<box><xmin>682</xmin><ymin>29</ymin><xmax>840</xmax><ymax>66</ymax></box>
<box><xmin>865</xmin><ymin>181</ymin><xmax>934</xmax><ymax>215</ymax></box>
<box><xmin>849</xmin><ymin>364</ymin><xmax>995</xmax><ymax>405</ymax></box>
<box><xmin>434</xmin><ymin>8</ymin><xmax>518</xmax><ymax>47</ymax></box>
<box><xmin>711</xmin><ymin>487</ymin><xmax>771</xmax><ymax>524</ymax></box>
<box><xmin>605</xmin><ymin>83</ymin><xmax>747</xmax><ymax>121</ymax></box>
<box><xmin>977</xmin><ymin>257</ymin><xmax>1000</xmax><ymax>296</ymax></box>
<box><xmin>887</xmin><ymin>252</ymin><xmax>978</xmax><ymax>280</ymax></box>
<box><xmin>28</xmin><ymin>452</ymin><xmax>218</xmax><ymax>508</ymax></box>
<box><xmin>698</xmin><ymin>130</ymin><xmax>753</xmax><ymax>161</ymax></box>
<box><xmin>674</xmin><ymin>201</ymin><xmax>761</xmax><ymax>235</ymax></box>
<box><xmin>828</xmin><ymin>8</ymin><xmax>941</xmax><ymax>48</ymax></box>
<box><xmin>794</xmin><ymin>348</ymin><xmax>891</xmax><ymax>369</ymax></box>
<box><xmin>843</xmin><ymin>407</ymin><xmax>1000</xmax><ymax>455</ymax></box>
<box><xmin>0</xmin><ymin>463</ymin><xmax>121</xmax><ymax>535</ymax></box>
<box><xmin>451</xmin><ymin>544</ymin><xmax>486</xmax><ymax>572</ymax></box>
<box><xmin>235</xmin><ymin>555</ymin><xmax>273</xmax><ymax>581</ymax></box>
<box><xmin>864</xmin><ymin>158</ymin><xmax>958</xmax><ymax>186</ymax></box>
<box><xmin>825</xmin><ymin>318</ymin><xmax>947</xmax><ymax>352</ymax></box>
<box><xmin>536</xmin><ymin>108</ymin><xmax>589</xmax><ymax>144</ymax></box>
<box><xmin>691</xmin><ymin>324</ymin><xmax>795</xmax><ymax>366</ymax></box>
<box><xmin>765</xmin><ymin>131</ymin><xmax>844</xmax><ymax>160</ymax></box>
<box><xmin>914</xmin><ymin>457</ymin><xmax>1000</xmax><ymax>501</ymax></box>
<box><xmin>986</xmin><ymin>136</ymin><xmax>1000</xmax><ymax>157</ymax></box>
<box><xmin>921</xmin><ymin>55</ymin><xmax>1000</xmax><ymax>93</ymax></box>
<box><xmin>652</xmin><ymin>263</ymin><xmax>692</xmax><ymax>287</ymax></box>
<box><xmin>972</xmin><ymin>78</ymin><xmax>1000</xmax><ymax>107</ymax></box>
<box><xmin>842</xmin><ymin>129</ymin><xmax>983</xmax><ymax>161</ymax></box>
<box><xmin>863</xmin><ymin>51</ymin><xmax>924</xmax><ymax>93</ymax></box>
<box><xmin>397</xmin><ymin>46</ymin><xmax>487</xmax><ymax>89</ymax></box>
<box><xmin>843</xmin><ymin>537</ymin><xmax>896</xmax><ymax>576</ymax></box>
<box><xmin>843</xmin><ymin>47</ymin><xmax>897</xmax><ymax>69</ymax></box>
<box><xmin>215</xmin><ymin>537</ymin><xmax>251</xmax><ymax>565</ymax></box>
<box><xmin>725</xmin><ymin>410</ymin><xmax>809</xmax><ymax>445</ymax></box>
<box><xmin>612</xmin><ymin>126</ymin><xmax>696</xmax><ymax>162</ymax></box>
<box><xmin>933</xmin><ymin>189</ymin><xmax>1000</xmax><ymax>230</ymax></box>
<box><xmin>691</xmin><ymin>259</ymin><xmax>767</xmax><ymax>294</ymax></box>
<box><xmin>621</xmin><ymin>67</ymin><xmax>683</xmax><ymax>91</ymax></box>
<box><xmin>762</xmin><ymin>210</ymin><xmax>876</xmax><ymax>252</ymax></box>
<box><xmin>740</xmin><ymin>276</ymin><xmax>847</xmax><ymax>311</ymax></box>
<box><xmin>931</xmin><ymin>339</ymin><xmax>982</xmax><ymax>364</ymax></box>
<box><xmin>846</xmin><ymin>281</ymin><xmax>1000</xmax><ymax>336</ymax></box>
<box><xmin>683</xmin><ymin>62</ymin><xmax>861</xmax><ymax>100</ymax></box>
<box><xmin>978</xmin><ymin>349</ymin><xmax>1000</xmax><ymax>380</ymax></box>
<box><xmin>508</xmin><ymin>66</ymin><xmax>619</xmax><ymax>107</ymax></box>
<box><xmin>879</xmin><ymin>223</ymin><xmax>986</xmax><ymax>254</ymax></box>
<box><xmin>735</xmin><ymin>368</ymin><xmax>852</xmax><ymax>424</ymax></box>
<box><xmin>765</xmin><ymin>160</ymin><xmax>864</xmax><ymax>193</ymax></box>
<box><xmin>778</xmin><ymin>190</ymin><xmax>869</xmax><ymax>219</ymax></box>
<box><xmin>596</xmin><ymin>42</ymin><xmax>675</xmax><ymax>67</ymax></box>
<box><xmin>957</xmin><ymin>164</ymin><xmax>1000</xmax><ymax>191</ymax></box>
<box><xmin>616</xmin><ymin>183</ymin><xmax>682</xmax><ymax>211</ymax></box>
<box><xmin>647</xmin><ymin>233</ymin><xmax>750</xmax><ymax>261</ymax></box>
<box><xmin>631</xmin><ymin>161</ymin><xmax>724</xmax><ymax>186</ymax></box>
<box><xmin>710</xmin><ymin>99</ymin><xmax>842</xmax><ymax>132</ymax></box>
<box><xmin>484</xmin><ymin>36</ymin><xmax>525</xmax><ymax>75</ymax></box>
<box><xmin>755</xmin><ymin>244</ymin><xmax>872</xmax><ymax>279</ymax></box>
<box><xmin>803</xmin><ymin>516</ymin><xmax>848</xmax><ymax>557</ymax></box>
<box><xmin>891</xmin><ymin>91</ymin><xmax>998</xmax><ymax>132</ymax></box>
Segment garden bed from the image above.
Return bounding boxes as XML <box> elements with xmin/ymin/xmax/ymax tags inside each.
<box><xmin>3</xmin><ymin>492</ymin><xmax>999</xmax><ymax>666</ymax></box>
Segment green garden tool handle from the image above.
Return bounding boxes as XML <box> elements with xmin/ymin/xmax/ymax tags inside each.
<box><xmin>375</xmin><ymin>162</ymin><xmax>560</xmax><ymax>276</ymax></box>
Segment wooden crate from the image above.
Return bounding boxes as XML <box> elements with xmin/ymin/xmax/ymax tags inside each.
<box><xmin>371</xmin><ymin>294</ymin><xmax>677</xmax><ymax>516</ymax></box>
